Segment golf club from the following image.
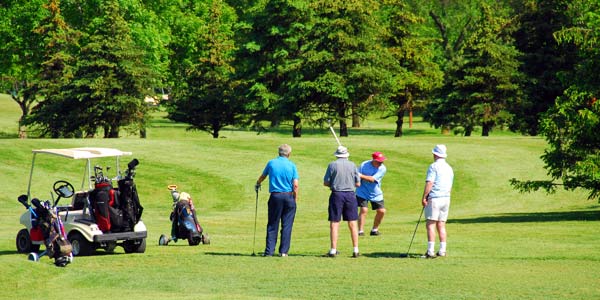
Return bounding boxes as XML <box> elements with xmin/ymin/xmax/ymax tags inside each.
<box><xmin>251</xmin><ymin>188</ymin><xmax>259</xmax><ymax>256</ymax></box>
<box><xmin>328</xmin><ymin>120</ymin><xmax>342</xmax><ymax>146</ymax></box>
<box><xmin>400</xmin><ymin>206</ymin><xmax>424</xmax><ymax>258</ymax></box>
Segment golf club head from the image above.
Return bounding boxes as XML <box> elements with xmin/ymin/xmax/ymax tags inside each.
<box><xmin>399</xmin><ymin>253</ymin><xmax>409</xmax><ymax>258</ymax></box>
<box><xmin>128</xmin><ymin>158</ymin><xmax>139</xmax><ymax>170</ymax></box>
<box><xmin>17</xmin><ymin>194</ymin><xmax>29</xmax><ymax>208</ymax></box>
<box><xmin>251</xmin><ymin>252</ymin><xmax>256</xmax><ymax>256</ymax></box>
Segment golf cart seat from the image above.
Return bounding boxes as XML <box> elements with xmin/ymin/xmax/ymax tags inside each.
<box><xmin>72</xmin><ymin>192</ymin><xmax>88</xmax><ymax>210</ymax></box>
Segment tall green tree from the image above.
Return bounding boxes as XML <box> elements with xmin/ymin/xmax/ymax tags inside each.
<box><xmin>0</xmin><ymin>0</ymin><xmax>47</xmax><ymax>138</ymax></box>
<box><xmin>382</xmin><ymin>0</ymin><xmax>442</xmax><ymax>137</ymax></box>
<box><xmin>26</xmin><ymin>0</ymin><xmax>81</xmax><ymax>138</ymax></box>
<box><xmin>511</xmin><ymin>0</ymin><xmax>600</xmax><ymax>200</ymax></box>
<box><xmin>166</xmin><ymin>0</ymin><xmax>241</xmax><ymax>138</ymax></box>
<box><xmin>425</xmin><ymin>2</ymin><xmax>523</xmax><ymax>136</ymax></box>
<box><xmin>61</xmin><ymin>0</ymin><xmax>156</xmax><ymax>137</ymax></box>
<box><xmin>300</xmin><ymin>0</ymin><xmax>394</xmax><ymax>137</ymax></box>
<box><xmin>238</xmin><ymin>0</ymin><xmax>311</xmax><ymax>137</ymax></box>
<box><xmin>509</xmin><ymin>0</ymin><xmax>577</xmax><ymax>135</ymax></box>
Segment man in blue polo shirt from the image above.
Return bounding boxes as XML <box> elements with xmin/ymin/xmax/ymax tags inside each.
<box><xmin>256</xmin><ymin>144</ymin><xmax>299</xmax><ymax>257</ymax></box>
<box><xmin>356</xmin><ymin>151</ymin><xmax>387</xmax><ymax>236</ymax></box>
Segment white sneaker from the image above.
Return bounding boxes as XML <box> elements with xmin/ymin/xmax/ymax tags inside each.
<box><xmin>436</xmin><ymin>251</ymin><xmax>446</xmax><ymax>257</ymax></box>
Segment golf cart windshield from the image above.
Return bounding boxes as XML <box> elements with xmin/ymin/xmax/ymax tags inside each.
<box><xmin>27</xmin><ymin>148</ymin><xmax>132</xmax><ymax>200</ymax></box>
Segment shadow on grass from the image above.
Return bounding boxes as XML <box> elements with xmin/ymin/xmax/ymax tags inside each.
<box><xmin>452</xmin><ymin>210</ymin><xmax>600</xmax><ymax>224</ymax></box>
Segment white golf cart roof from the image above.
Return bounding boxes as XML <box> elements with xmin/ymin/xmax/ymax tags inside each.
<box><xmin>32</xmin><ymin>147</ymin><xmax>132</xmax><ymax>159</ymax></box>
<box><xmin>28</xmin><ymin>148</ymin><xmax>133</xmax><ymax>198</ymax></box>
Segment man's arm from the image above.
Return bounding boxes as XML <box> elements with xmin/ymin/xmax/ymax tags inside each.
<box><xmin>421</xmin><ymin>181</ymin><xmax>433</xmax><ymax>207</ymax></box>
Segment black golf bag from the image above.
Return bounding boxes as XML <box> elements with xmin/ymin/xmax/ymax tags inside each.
<box><xmin>89</xmin><ymin>159</ymin><xmax>143</xmax><ymax>233</ymax></box>
<box><xmin>30</xmin><ymin>198</ymin><xmax>73</xmax><ymax>266</ymax></box>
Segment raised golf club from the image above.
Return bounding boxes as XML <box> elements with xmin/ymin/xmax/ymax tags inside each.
<box><xmin>400</xmin><ymin>207</ymin><xmax>424</xmax><ymax>258</ymax></box>
<box><xmin>328</xmin><ymin>119</ymin><xmax>342</xmax><ymax>146</ymax></box>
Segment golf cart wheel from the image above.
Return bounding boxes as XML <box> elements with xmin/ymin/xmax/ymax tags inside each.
<box><xmin>158</xmin><ymin>234</ymin><xmax>169</xmax><ymax>246</ymax></box>
<box><xmin>201</xmin><ymin>234</ymin><xmax>210</xmax><ymax>245</ymax></box>
<box><xmin>123</xmin><ymin>238</ymin><xmax>146</xmax><ymax>253</ymax></box>
<box><xmin>16</xmin><ymin>229</ymin><xmax>40</xmax><ymax>253</ymax></box>
<box><xmin>27</xmin><ymin>252</ymin><xmax>40</xmax><ymax>262</ymax></box>
<box><xmin>69</xmin><ymin>232</ymin><xmax>93</xmax><ymax>256</ymax></box>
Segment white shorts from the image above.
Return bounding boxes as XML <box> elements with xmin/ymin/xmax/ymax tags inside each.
<box><xmin>425</xmin><ymin>197</ymin><xmax>450</xmax><ymax>222</ymax></box>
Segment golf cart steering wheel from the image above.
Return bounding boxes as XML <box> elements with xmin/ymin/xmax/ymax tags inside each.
<box><xmin>53</xmin><ymin>180</ymin><xmax>75</xmax><ymax>199</ymax></box>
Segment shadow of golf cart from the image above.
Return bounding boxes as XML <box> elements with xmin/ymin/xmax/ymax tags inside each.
<box><xmin>16</xmin><ymin>148</ymin><xmax>147</xmax><ymax>257</ymax></box>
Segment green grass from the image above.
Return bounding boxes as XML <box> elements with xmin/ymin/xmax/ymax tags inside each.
<box><xmin>1</xmin><ymin>95</ymin><xmax>599</xmax><ymax>299</ymax></box>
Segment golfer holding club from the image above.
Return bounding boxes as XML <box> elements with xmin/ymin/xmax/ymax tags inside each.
<box><xmin>324</xmin><ymin>145</ymin><xmax>361</xmax><ymax>258</ymax></box>
<box><xmin>255</xmin><ymin>144</ymin><xmax>299</xmax><ymax>257</ymax></box>
<box><xmin>356</xmin><ymin>151</ymin><xmax>387</xmax><ymax>236</ymax></box>
<box><xmin>421</xmin><ymin>144</ymin><xmax>454</xmax><ymax>258</ymax></box>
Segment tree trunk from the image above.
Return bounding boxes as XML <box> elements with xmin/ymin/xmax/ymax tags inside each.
<box><xmin>108</xmin><ymin>126</ymin><xmax>119</xmax><ymax>138</ymax></box>
<box><xmin>482</xmin><ymin>123</ymin><xmax>492</xmax><ymax>136</ymax></box>
<box><xmin>140</xmin><ymin>128</ymin><xmax>146</xmax><ymax>138</ymax></box>
<box><xmin>292</xmin><ymin>116</ymin><xmax>302</xmax><ymax>137</ymax></box>
<box><xmin>212</xmin><ymin>120</ymin><xmax>220</xmax><ymax>138</ymax></box>
<box><xmin>340</xmin><ymin>119</ymin><xmax>348</xmax><ymax>137</ymax></box>
<box><xmin>351</xmin><ymin>101</ymin><xmax>360</xmax><ymax>128</ymax></box>
<box><xmin>464</xmin><ymin>126</ymin><xmax>472</xmax><ymax>136</ymax></box>
<box><xmin>394</xmin><ymin>108</ymin><xmax>405</xmax><ymax>137</ymax></box>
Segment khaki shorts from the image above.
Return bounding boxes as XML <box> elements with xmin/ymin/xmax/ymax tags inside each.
<box><xmin>425</xmin><ymin>197</ymin><xmax>450</xmax><ymax>222</ymax></box>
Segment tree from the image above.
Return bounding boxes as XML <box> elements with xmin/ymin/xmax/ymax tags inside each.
<box><xmin>509</xmin><ymin>0</ymin><xmax>577</xmax><ymax>136</ymax></box>
<box><xmin>25</xmin><ymin>0</ymin><xmax>81</xmax><ymax>138</ymax></box>
<box><xmin>382</xmin><ymin>0</ymin><xmax>442</xmax><ymax>137</ymax></box>
<box><xmin>237</xmin><ymin>0</ymin><xmax>312</xmax><ymax>137</ymax></box>
<box><xmin>511</xmin><ymin>0</ymin><xmax>600</xmax><ymax>200</ymax></box>
<box><xmin>300</xmin><ymin>0</ymin><xmax>395</xmax><ymax>137</ymax></box>
<box><xmin>425</xmin><ymin>2</ymin><xmax>523</xmax><ymax>136</ymax></box>
<box><xmin>0</xmin><ymin>0</ymin><xmax>48</xmax><ymax>138</ymax></box>
<box><xmin>60</xmin><ymin>0</ymin><xmax>156</xmax><ymax>137</ymax></box>
<box><xmin>166</xmin><ymin>0</ymin><xmax>241</xmax><ymax>138</ymax></box>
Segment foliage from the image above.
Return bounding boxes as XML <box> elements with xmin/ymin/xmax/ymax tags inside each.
<box><xmin>512</xmin><ymin>0</ymin><xmax>600</xmax><ymax>200</ymax></box>
<box><xmin>300</xmin><ymin>0</ymin><xmax>396</xmax><ymax>137</ymax></box>
<box><xmin>425</xmin><ymin>2</ymin><xmax>523</xmax><ymax>136</ymax></box>
<box><xmin>509</xmin><ymin>0</ymin><xmax>577</xmax><ymax>136</ymax></box>
<box><xmin>166</xmin><ymin>0</ymin><xmax>242</xmax><ymax>138</ymax></box>
<box><xmin>0</xmin><ymin>0</ymin><xmax>48</xmax><ymax>138</ymax></box>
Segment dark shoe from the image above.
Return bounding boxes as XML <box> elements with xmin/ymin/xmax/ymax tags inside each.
<box><xmin>261</xmin><ymin>252</ymin><xmax>273</xmax><ymax>257</ymax></box>
<box><xmin>358</xmin><ymin>231</ymin><xmax>364</xmax><ymax>236</ymax></box>
<box><xmin>352</xmin><ymin>252</ymin><xmax>360</xmax><ymax>258</ymax></box>
<box><xmin>436</xmin><ymin>251</ymin><xmax>446</xmax><ymax>257</ymax></box>
<box><xmin>421</xmin><ymin>251</ymin><xmax>436</xmax><ymax>259</ymax></box>
<box><xmin>324</xmin><ymin>251</ymin><xmax>339</xmax><ymax>257</ymax></box>
<box><xmin>370</xmin><ymin>230</ymin><xmax>380</xmax><ymax>236</ymax></box>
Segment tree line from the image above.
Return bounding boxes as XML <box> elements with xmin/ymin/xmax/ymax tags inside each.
<box><xmin>1</xmin><ymin>0</ymin><xmax>599</xmax><ymax>198</ymax></box>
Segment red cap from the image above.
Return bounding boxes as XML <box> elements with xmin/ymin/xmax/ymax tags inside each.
<box><xmin>372</xmin><ymin>152</ymin><xmax>386</xmax><ymax>162</ymax></box>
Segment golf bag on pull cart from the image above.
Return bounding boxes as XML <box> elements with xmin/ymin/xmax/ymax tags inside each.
<box><xmin>17</xmin><ymin>195</ymin><xmax>73</xmax><ymax>267</ymax></box>
<box><xmin>89</xmin><ymin>159</ymin><xmax>144</xmax><ymax>233</ymax></box>
<box><xmin>159</xmin><ymin>185</ymin><xmax>209</xmax><ymax>246</ymax></box>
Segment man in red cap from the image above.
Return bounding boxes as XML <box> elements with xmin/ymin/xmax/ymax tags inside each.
<box><xmin>356</xmin><ymin>151</ymin><xmax>387</xmax><ymax>236</ymax></box>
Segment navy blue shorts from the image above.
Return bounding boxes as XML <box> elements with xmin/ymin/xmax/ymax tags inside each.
<box><xmin>328</xmin><ymin>191</ymin><xmax>358</xmax><ymax>222</ymax></box>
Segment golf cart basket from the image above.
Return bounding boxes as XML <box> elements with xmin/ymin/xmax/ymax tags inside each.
<box><xmin>159</xmin><ymin>185</ymin><xmax>209</xmax><ymax>246</ymax></box>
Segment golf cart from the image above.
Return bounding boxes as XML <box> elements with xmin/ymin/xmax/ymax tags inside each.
<box><xmin>16</xmin><ymin>148</ymin><xmax>147</xmax><ymax>257</ymax></box>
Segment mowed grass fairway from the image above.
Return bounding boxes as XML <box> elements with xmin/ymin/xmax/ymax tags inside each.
<box><xmin>1</xmin><ymin>95</ymin><xmax>599</xmax><ymax>299</ymax></box>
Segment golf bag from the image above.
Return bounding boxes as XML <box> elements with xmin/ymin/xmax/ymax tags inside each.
<box><xmin>30</xmin><ymin>198</ymin><xmax>73</xmax><ymax>266</ymax></box>
<box><xmin>159</xmin><ymin>186</ymin><xmax>209</xmax><ymax>246</ymax></box>
<box><xmin>89</xmin><ymin>159</ymin><xmax>143</xmax><ymax>233</ymax></box>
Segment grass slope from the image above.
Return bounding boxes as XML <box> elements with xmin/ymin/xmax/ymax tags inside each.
<box><xmin>0</xmin><ymin>96</ymin><xmax>599</xmax><ymax>299</ymax></box>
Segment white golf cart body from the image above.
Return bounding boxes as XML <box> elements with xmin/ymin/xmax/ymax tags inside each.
<box><xmin>19</xmin><ymin>147</ymin><xmax>147</xmax><ymax>256</ymax></box>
